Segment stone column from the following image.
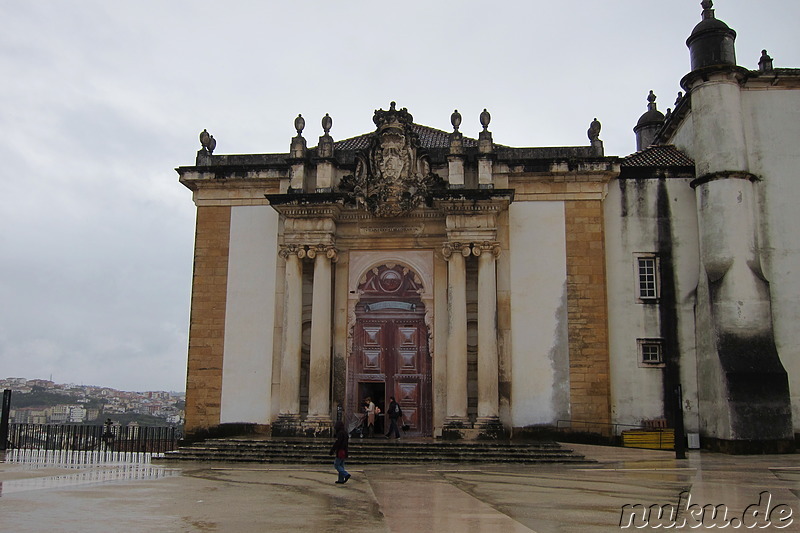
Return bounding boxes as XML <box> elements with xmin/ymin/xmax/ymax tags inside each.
<box><xmin>277</xmin><ymin>245</ymin><xmax>303</xmax><ymax>427</ymax></box>
<box><xmin>443</xmin><ymin>242</ymin><xmax>470</xmax><ymax>428</ymax></box>
<box><xmin>306</xmin><ymin>245</ymin><xmax>337</xmax><ymax>429</ymax></box>
<box><xmin>475</xmin><ymin>242</ymin><xmax>501</xmax><ymax>429</ymax></box>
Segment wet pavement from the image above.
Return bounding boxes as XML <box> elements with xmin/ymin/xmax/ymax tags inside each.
<box><xmin>2</xmin><ymin>444</ymin><xmax>800</xmax><ymax>532</ymax></box>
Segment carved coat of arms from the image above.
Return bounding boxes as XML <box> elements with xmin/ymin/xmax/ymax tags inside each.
<box><xmin>340</xmin><ymin>102</ymin><xmax>444</xmax><ymax>217</ymax></box>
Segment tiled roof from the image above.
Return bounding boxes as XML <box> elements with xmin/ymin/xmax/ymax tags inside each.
<box><xmin>331</xmin><ymin>124</ymin><xmax>479</xmax><ymax>151</ymax></box>
<box><xmin>622</xmin><ymin>145</ymin><xmax>694</xmax><ymax>167</ymax></box>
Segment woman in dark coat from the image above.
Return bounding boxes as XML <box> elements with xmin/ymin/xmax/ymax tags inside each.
<box><xmin>330</xmin><ymin>420</ymin><xmax>351</xmax><ymax>484</ymax></box>
<box><xmin>385</xmin><ymin>396</ymin><xmax>402</xmax><ymax>439</ymax></box>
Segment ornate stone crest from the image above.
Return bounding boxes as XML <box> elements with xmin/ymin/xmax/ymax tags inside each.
<box><xmin>340</xmin><ymin>102</ymin><xmax>444</xmax><ymax>217</ymax></box>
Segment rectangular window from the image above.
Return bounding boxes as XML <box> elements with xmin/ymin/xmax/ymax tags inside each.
<box><xmin>634</xmin><ymin>254</ymin><xmax>660</xmax><ymax>302</ymax></box>
<box><xmin>638</xmin><ymin>338</ymin><xmax>664</xmax><ymax>367</ymax></box>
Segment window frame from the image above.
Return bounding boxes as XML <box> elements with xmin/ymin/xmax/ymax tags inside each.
<box><xmin>637</xmin><ymin>338</ymin><xmax>665</xmax><ymax>368</ymax></box>
<box><xmin>634</xmin><ymin>253</ymin><xmax>660</xmax><ymax>303</ymax></box>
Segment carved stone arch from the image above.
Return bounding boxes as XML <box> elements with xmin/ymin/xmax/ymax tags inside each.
<box><xmin>347</xmin><ymin>259</ymin><xmax>433</xmax><ymax>358</ymax></box>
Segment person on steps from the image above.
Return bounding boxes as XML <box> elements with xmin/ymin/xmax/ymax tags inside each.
<box><xmin>364</xmin><ymin>397</ymin><xmax>376</xmax><ymax>438</ymax></box>
<box><xmin>385</xmin><ymin>396</ymin><xmax>402</xmax><ymax>439</ymax></box>
<box><xmin>330</xmin><ymin>420</ymin><xmax>351</xmax><ymax>484</ymax></box>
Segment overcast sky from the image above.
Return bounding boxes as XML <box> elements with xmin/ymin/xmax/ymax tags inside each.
<box><xmin>1</xmin><ymin>1</ymin><xmax>798</xmax><ymax>393</ymax></box>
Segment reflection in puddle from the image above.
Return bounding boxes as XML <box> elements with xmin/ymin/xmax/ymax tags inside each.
<box><xmin>0</xmin><ymin>449</ymin><xmax>179</xmax><ymax>497</ymax></box>
<box><xmin>3</xmin><ymin>449</ymin><xmax>165</xmax><ymax>467</ymax></box>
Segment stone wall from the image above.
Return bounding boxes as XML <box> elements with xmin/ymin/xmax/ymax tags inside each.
<box><xmin>564</xmin><ymin>200</ymin><xmax>611</xmax><ymax>427</ymax></box>
<box><xmin>184</xmin><ymin>206</ymin><xmax>231</xmax><ymax>434</ymax></box>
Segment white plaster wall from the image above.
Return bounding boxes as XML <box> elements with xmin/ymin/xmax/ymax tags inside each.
<box><xmin>743</xmin><ymin>88</ymin><xmax>800</xmax><ymax>427</ymax></box>
<box><xmin>605</xmin><ymin>181</ymin><xmax>664</xmax><ymax>425</ymax></box>
<box><xmin>508</xmin><ymin>201</ymin><xmax>569</xmax><ymax>427</ymax></box>
<box><xmin>668</xmin><ymin>112</ymin><xmax>695</xmax><ymax>159</ymax></box>
<box><xmin>220</xmin><ymin>206</ymin><xmax>279</xmax><ymax>424</ymax></box>
<box><xmin>604</xmin><ymin>178</ymin><xmax>700</xmax><ymax>430</ymax></box>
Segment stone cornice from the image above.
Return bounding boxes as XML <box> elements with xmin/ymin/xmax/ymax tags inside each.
<box><xmin>431</xmin><ymin>189</ymin><xmax>513</xmax><ymax>215</ymax></box>
<box><xmin>690</xmin><ymin>171</ymin><xmax>759</xmax><ymax>189</ymax></box>
<box><xmin>266</xmin><ymin>193</ymin><xmax>345</xmax><ymax>219</ymax></box>
<box><xmin>680</xmin><ymin>65</ymin><xmax>750</xmax><ymax>92</ymax></box>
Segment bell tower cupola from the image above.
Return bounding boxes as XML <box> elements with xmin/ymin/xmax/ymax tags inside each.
<box><xmin>686</xmin><ymin>0</ymin><xmax>737</xmax><ymax>71</ymax></box>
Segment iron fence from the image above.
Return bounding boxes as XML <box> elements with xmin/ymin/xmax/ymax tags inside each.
<box><xmin>5</xmin><ymin>423</ymin><xmax>179</xmax><ymax>454</ymax></box>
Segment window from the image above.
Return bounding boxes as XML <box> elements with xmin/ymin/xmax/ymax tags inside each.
<box><xmin>638</xmin><ymin>338</ymin><xmax>664</xmax><ymax>367</ymax></box>
<box><xmin>634</xmin><ymin>254</ymin><xmax>660</xmax><ymax>302</ymax></box>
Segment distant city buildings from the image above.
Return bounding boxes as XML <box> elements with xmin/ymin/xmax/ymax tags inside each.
<box><xmin>0</xmin><ymin>377</ymin><xmax>185</xmax><ymax>425</ymax></box>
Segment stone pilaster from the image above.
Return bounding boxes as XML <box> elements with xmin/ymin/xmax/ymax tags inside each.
<box><xmin>184</xmin><ymin>206</ymin><xmax>231</xmax><ymax>437</ymax></box>
<box><xmin>564</xmin><ymin>200</ymin><xmax>611</xmax><ymax>428</ymax></box>
<box><xmin>448</xmin><ymin>128</ymin><xmax>465</xmax><ymax>189</ymax></box>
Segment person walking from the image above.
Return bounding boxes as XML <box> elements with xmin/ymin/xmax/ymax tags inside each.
<box><xmin>330</xmin><ymin>420</ymin><xmax>351</xmax><ymax>484</ymax></box>
<box><xmin>385</xmin><ymin>396</ymin><xmax>402</xmax><ymax>439</ymax></box>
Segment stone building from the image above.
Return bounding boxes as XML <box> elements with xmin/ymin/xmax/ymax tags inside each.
<box><xmin>177</xmin><ymin>1</ymin><xmax>800</xmax><ymax>451</ymax></box>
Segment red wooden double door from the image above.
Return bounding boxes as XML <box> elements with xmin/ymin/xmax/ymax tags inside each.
<box><xmin>348</xmin><ymin>265</ymin><xmax>431</xmax><ymax>436</ymax></box>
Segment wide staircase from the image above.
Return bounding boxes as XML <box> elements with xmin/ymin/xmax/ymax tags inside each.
<box><xmin>155</xmin><ymin>438</ymin><xmax>591</xmax><ymax>465</ymax></box>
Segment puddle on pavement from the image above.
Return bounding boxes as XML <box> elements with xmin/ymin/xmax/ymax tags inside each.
<box><xmin>0</xmin><ymin>449</ymin><xmax>179</xmax><ymax>496</ymax></box>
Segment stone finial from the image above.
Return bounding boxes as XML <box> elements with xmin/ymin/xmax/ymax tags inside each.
<box><xmin>587</xmin><ymin>118</ymin><xmax>601</xmax><ymax>141</ymax></box>
<box><xmin>478</xmin><ymin>109</ymin><xmax>493</xmax><ymax>154</ymax></box>
<box><xmin>480</xmin><ymin>108</ymin><xmax>491</xmax><ymax>131</ymax></box>
<box><xmin>701</xmin><ymin>0</ymin><xmax>714</xmax><ymax>19</ymax></box>
<box><xmin>200</xmin><ymin>129</ymin><xmax>217</xmax><ymax>154</ymax></box>
<box><xmin>759</xmin><ymin>49</ymin><xmax>774</xmax><ymax>72</ymax></box>
<box><xmin>290</xmin><ymin>114</ymin><xmax>307</xmax><ymax>159</ymax></box>
<box><xmin>199</xmin><ymin>129</ymin><xmax>216</xmax><ymax>154</ymax></box>
<box><xmin>647</xmin><ymin>90</ymin><xmax>657</xmax><ymax>107</ymax></box>
<box><xmin>675</xmin><ymin>91</ymin><xmax>683</xmax><ymax>106</ymax></box>
<box><xmin>318</xmin><ymin>113</ymin><xmax>334</xmax><ymax>159</ymax></box>
<box><xmin>322</xmin><ymin>113</ymin><xmax>332</xmax><ymax>135</ymax></box>
<box><xmin>294</xmin><ymin>114</ymin><xmax>305</xmax><ymax>135</ymax></box>
<box><xmin>451</xmin><ymin>109</ymin><xmax>462</xmax><ymax>132</ymax></box>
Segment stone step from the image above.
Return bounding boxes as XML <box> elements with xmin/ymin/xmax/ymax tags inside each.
<box><xmin>155</xmin><ymin>438</ymin><xmax>591</xmax><ymax>465</ymax></box>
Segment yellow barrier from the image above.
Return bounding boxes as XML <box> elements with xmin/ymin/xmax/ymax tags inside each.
<box><xmin>621</xmin><ymin>429</ymin><xmax>675</xmax><ymax>450</ymax></box>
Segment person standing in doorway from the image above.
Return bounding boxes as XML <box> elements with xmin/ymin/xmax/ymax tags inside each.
<box><xmin>330</xmin><ymin>421</ymin><xmax>351</xmax><ymax>484</ymax></box>
<box><xmin>364</xmin><ymin>397</ymin><xmax>376</xmax><ymax>438</ymax></box>
<box><xmin>385</xmin><ymin>396</ymin><xmax>402</xmax><ymax>439</ymax></box>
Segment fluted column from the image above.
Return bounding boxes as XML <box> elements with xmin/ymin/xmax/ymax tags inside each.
<box><xmin>443</xmin><ymin>242</ymin><xmax>470</xmax><ymax>425</ymax></box>
<box><xmin>307</xmin><ymin>245</ymin><xmax>337</xmax><ymax>421</ymax></box>
<box><xmin>475</xmin><ymin>242</ymin><xmax>501</xmax><ymax>422</ymax></box>
<box><xmin>278</xmin><ymin>245</ymin><xmax>304</xmax><ymax>417</ymax></box>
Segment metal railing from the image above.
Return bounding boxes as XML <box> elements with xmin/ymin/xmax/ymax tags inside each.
<box><xmin>5</xmin><ymin>423</ymin><xmax>179</xmax><ymax>455</ymax></box>
<box><xmin>555</xmin><ymin>419</ymin><xmax>649</xmax><ymax>437</ymax></box>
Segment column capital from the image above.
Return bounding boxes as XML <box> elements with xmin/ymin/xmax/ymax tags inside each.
<box><xmin>442</xmin><ymin>241</ymin><xmax>472</xmax><ymax>259</ymax></box>
<box><xmin>279</xmin><ymin>244</ymin><xmax>304</xmax><ymax>259</ymax></box>
<box><xmin>281</xmin><ymin>243</ymin><xmax>339</xmax><ymax>261</ymax></box>
<box><xmin>473</xmin><ymin>241</ymin><xmax>501</xmax><ymax>258</ymax></box>
<box><xmin>306</xmin><ymin>244</ymin><xmax>338</xmax><ymax>262</ymax></box>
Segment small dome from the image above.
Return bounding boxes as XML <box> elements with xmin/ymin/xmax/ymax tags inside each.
<box><xmin>637</xmin><ymin>108</ymin><xmax>665</xmax><ymax>127</ymax></box>
<box><xmin>635</xmin><ymin>91</ymin><xmax>665</xmax><ymax>128</ymax></box>
<box><xmin>689</xmin><ymin>14</ymin><xmax>732</xmax><ymax>38</ymax></box>
<box><xmin>686</xmin><ymin>1</ymin><xmax>737</xmax><ymax>70</ymax></box>
<box><xmin>633</xmin><ymin>91</ymin><xmax>665</xmax><ymax>151</ymax></box>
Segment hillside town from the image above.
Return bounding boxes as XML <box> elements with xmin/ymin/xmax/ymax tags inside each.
<box><xmin>1</xmin><ymin>377</ymin><xmax>184</xmax><ymax>426</ymax></box>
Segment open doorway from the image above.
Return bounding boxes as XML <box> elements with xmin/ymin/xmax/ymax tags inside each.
<box><xmin>358</xmin><ymin>382</ymin><xmax>385</xmax><ymax>436</ymax></box>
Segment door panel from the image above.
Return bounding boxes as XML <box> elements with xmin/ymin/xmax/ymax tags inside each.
<box><xmin>351</xmin><ymin>317</ymin><xmax>430</xmax><ymax>435</ymax></box>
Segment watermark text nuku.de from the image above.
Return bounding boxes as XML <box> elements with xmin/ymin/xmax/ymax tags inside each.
<box><xmin>619</xmin><ymin>491</ymin><xmax>793</xmax><ymax>529</ymax></box>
